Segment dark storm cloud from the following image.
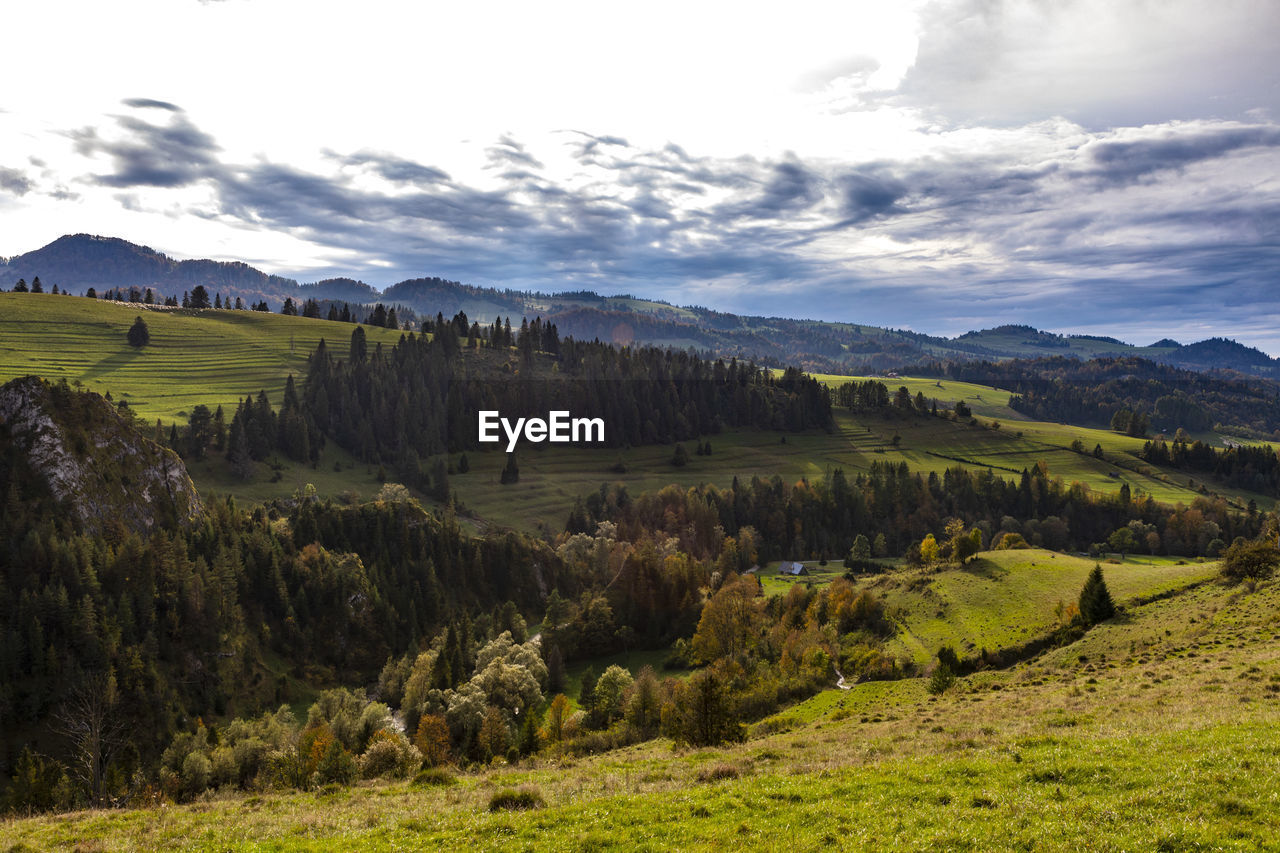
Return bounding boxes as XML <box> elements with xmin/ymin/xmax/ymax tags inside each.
<box><xmin>0</xmin><ymin>167</ymin><xmax>32</xmax><ymax>196</ymax></box>
<box><xmin>70</xmin><ymin>100</ymin><xmax>219</xmax><ymax>188</ymax></box>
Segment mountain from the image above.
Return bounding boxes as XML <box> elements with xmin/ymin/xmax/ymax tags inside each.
<box><xmin>4</xmin><ymin>234</ymin><xmax>1279</xmax><ymax>376</ymax></box>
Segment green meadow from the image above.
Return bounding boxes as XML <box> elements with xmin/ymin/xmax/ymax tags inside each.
<box><xmin>866</xmin><ymin>549</ymin><xmax>1218</xmax><ymax>665</ymax></box>
<box><xmin>0</xmin><ymin>293</ymin><xmax>403</xmax><ymax>422</ymax></box>
<box><xmin>449</xmin><ymin>408</ymin><xmax>1270</xmax><ymax>534</ymax></box>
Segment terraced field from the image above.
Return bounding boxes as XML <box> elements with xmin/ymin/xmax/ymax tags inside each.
<box><xmin>451</xmin><ymin>408</ymin><xmax>1270</xmax><ymax>533</ymax></box>
<box><xmin>0</xmin><ymin>293</ymin><xmax>404</xmax><ymax>421</ymax></box>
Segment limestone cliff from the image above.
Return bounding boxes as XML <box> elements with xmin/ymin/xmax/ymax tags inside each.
<box><xmin>0</xmin><ymin>376</ymin><xmax>202</xmax><ymax>533</ymax></box>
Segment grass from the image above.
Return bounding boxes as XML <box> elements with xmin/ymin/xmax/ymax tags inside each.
<box><xmin>0</xmin><ymin>293</ymin><xmax>404</xmax><ymax>422</ymax></box>
<box><xmin>5</xmin><ymin>572</ymin><xmax>1279</xmax><ymax>850</ymax></box>
<box><xmin>451</xmin><ymin>407</ymin><xmax>1273</xmax><ymax>533</ymax></box>
<box><xmin>864</xmin><ymin>549</ymin><xmax>1218</xmax><ymax>666</ymax></box>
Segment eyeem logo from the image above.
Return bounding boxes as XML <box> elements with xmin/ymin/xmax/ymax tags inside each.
<box><xmin>478</xmin><ymin>410</ymin><xmax>605</xmax><ymax>452</ymax></box>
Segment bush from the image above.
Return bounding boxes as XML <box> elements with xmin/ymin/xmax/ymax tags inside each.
<box><xmin>181</xmin><ymin>751</ymin><xmax>212</xmax><ymax>797</ymax></box>
<box><xmin>696</xmin><ymin>764</ymin><xmax>741</xmax><ymax>783</ymax></box>
<box><xmin>359</xmin><ymin>731</ymin><xmax>422</xmax><ymax>780</ymax></box>
<box><xmin>412</xmin><ymin>767</ymin><xmax>458</xmax><ymax>787</ymax></box>
<box><xmin>1221</xmin><ymin>538</ymin><xmax>1280</xmax><ymax>582</ymax></box>
<box><xmin>488</xmin><ymin>786</ymin><xmax>545</xmax><ymax>811</ymax></box>
<box><xmin>315</xmin><ymin>740</ymin><xmax>357</xmax><ymax>786</ymax></box>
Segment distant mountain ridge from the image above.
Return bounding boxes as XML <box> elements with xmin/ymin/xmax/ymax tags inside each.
<box><xmin>3</xmin><ymin>233</ymin><xmax>1278</xmax><ymax>377</ymax></box>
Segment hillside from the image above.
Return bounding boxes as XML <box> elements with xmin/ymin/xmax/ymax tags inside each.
<box><xmin>0</xmin><ymin>293</ymin><xmax>405</xmax><ymax>422</ymax></box>
<box><xmin>5</xmin><ymin>235</ymin><xmax>1280</xmax><ymax>376</ymax></box>
<box><xmin>1</xmin><ymin>294</ymin><xmax>1275</xmax><ymax>528</ymax></box>
<box><xmin>3</xmin><ymin>555</ymin><xmax>1275</xmax><ymax>851</ymax></box>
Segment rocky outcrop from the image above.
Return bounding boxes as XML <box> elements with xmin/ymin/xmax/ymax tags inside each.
<box><xmin>0</xmin><ymin>376</ymin><xmax>202</xmax><ymax>534</ymax></box>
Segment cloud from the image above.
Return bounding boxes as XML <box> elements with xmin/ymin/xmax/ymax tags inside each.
<box><xmin>70</xmin><ymin>100</ymin><xmax>220</xmax><ymax>188</ymax></box>
<box><xmin>835</xmin><ymin>170</ymin><xmax>907</xmax><ymax>224</ymax></box>
<box><xmin>121</xmin><ymin>98</ymin><xmax>182</xmax><ymax>112</ymax></box>
<box><xmin>485</xmin><ymin>136</ymin><xmax>544</xmax><ymax>170</ymax></box>
<box><xmin>0</xmin><ymin>167</ymin><xmax>32</xmax><ymax>196</ymax></box>
<box><xmin>893</xmin><ymin>0</ymin><xmax>1280</xmax><ymax>129</ymax></box>
<box><xmin>1081</xmin><ymin>124</ymin><xmax>1280</xmax><ymax>185</ymax></box>
<box><xmin>331</xmin><ymin>150</ymin><xmax>452</xmax><ymax>185</ymax></box>
<box><xmin>53</xmin><ymin>105</ymin><xmax>1280</xmax><ymax>351</ymax></box>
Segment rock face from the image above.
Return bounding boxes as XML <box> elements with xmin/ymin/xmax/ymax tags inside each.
<box><xmin>0</xmin><ymin>376</ymin><xmax>202</xmax><ymax>534</ymax></box>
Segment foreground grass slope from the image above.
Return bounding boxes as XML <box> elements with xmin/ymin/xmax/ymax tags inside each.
<box><xmin>4</xmin><ymin>570</ymin><xmax>1276</xmax><ymax>851</ymax></box>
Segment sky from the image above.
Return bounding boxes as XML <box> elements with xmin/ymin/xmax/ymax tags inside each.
<box><xmin>2</xmin><ymin>0</ymin><xmax>1278</xmax><ymax>350</ymax></box>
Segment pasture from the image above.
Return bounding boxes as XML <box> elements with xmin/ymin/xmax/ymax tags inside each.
<box><xmin>0</xmin><ymin>293</ymin><xmax>403</xmax><ymax>422</ymax></box>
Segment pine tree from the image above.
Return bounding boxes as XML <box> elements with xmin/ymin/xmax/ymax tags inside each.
<box><xmin>1078</xmin><ymin>565</ymin><xmax>1115</xmax><ymax>624</ymax></box>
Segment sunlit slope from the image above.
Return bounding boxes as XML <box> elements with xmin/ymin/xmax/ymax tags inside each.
<box><xmin>0</xmin><ymin>293</ymin><xmax>404</xmax><ymax>420</ymax></box>
<box><xmin>863</xmin><ymin>549</ymin><xmax>1218</xmax><ymax>665</ymax></box>
<box><xmin>450</xmin><ymin>409</ymin><xmax>1272</xmax><ymax>532</ymax></box>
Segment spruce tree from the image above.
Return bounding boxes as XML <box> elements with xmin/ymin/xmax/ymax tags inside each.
<box><xmin>1079</xmin><ymin>564</ymin><xmax>1116</xmax><ymax>624</ymax></box>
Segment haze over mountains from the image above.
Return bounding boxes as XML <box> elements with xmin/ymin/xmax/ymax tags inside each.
<box><xmin>5</xmin><ymin>233</ymin><xmax>1278</xmax><ymax>377</ymax></box>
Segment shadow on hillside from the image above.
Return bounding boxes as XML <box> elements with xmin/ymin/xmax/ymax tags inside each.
<box><xmin>958</xmin><ymin>557</ymin><xmax>1009</xmax><ymax>580</ymax></box>
<box><xmin>82</xmin><ymin>347</ymin><xmax>145</xmax><ymax>380</ymax></box>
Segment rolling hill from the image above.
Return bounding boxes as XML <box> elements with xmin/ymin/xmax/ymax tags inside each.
<box><xmin>5</xmin><ymin>234</ymin><xmax>1280</xmax><ymax>376</ymax></box>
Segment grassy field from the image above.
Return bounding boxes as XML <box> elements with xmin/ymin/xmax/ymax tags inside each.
<box><xmin>450</xmin><ymin>408</ymin><xmax>1273</xmax><ymax>533</ymax></box>
<box><xmin>5</xmin><ymin>570</ymin><xmax>1277</xmax><ymax>850</ymax></box>
<box><xmin>806</xmin><ymin>373</ymin><xmax>1027</xmax><ymax>420</ymax></box>
<box><xmin>0</xmin><ymin>293</ymin><xmax>404</xmax><ymax>422</ymax></box>
<box><xmin>865</xmin><ymin>549</ymin><xmax>1219</xmax><ymax>666</ymax></box>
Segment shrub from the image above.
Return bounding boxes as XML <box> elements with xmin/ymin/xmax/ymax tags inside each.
<box><xmin>488</xmin><ymin>786</ymin><xmax>545</xmax><ymax>811</ymax></box>
<box><xmin>181</xmin><ymin>751</ymin><xmax>212</xmax><ymax>797</ymax></box>
<box><xmin>697</xmin><ymin>764</ymin><xmax>741</xmax><ymax>783</ymax></box>
<box><xmin>359</xmin><ymin>731</ymin><xmax>422</xmax><ymax>780</ymax></box>
<box><xmin>315</xmin><ymin>740</ymin><xmax>357</xmax><ymax>786</ymax></box>
<box><xmin>1221</xmin><ymin>538</ymin><xmax>1280</xmax><ymax>582</ymax></box>
<box><xmin>412</xmin><ymin>767</ymin><xmax>458</xmax><ymax>787</ymax></box>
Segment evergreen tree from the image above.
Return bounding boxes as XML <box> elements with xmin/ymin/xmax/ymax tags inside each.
<box><xmin>1078</xmin><ymin>565</ymin><xmax>1116</xmax><ymax>624</ymax></box>
<box><xmin>127</xmin><ymin>316</ymin><xmax>150</xmax><ymax>348</ymax></box>
<box><xmin>349</xmin><ymin>326</ymin><xmax>367</xmax><ymax>363</ymax></box>
<box><xmin>190</xmin><ymin>286</ymin><xmax>211</xmax><ymax>310</ymax></box>
<box><xmin>500</xmin><ymin>453</ymin><xmax>520</xmax><ymax>485</ymax></box>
